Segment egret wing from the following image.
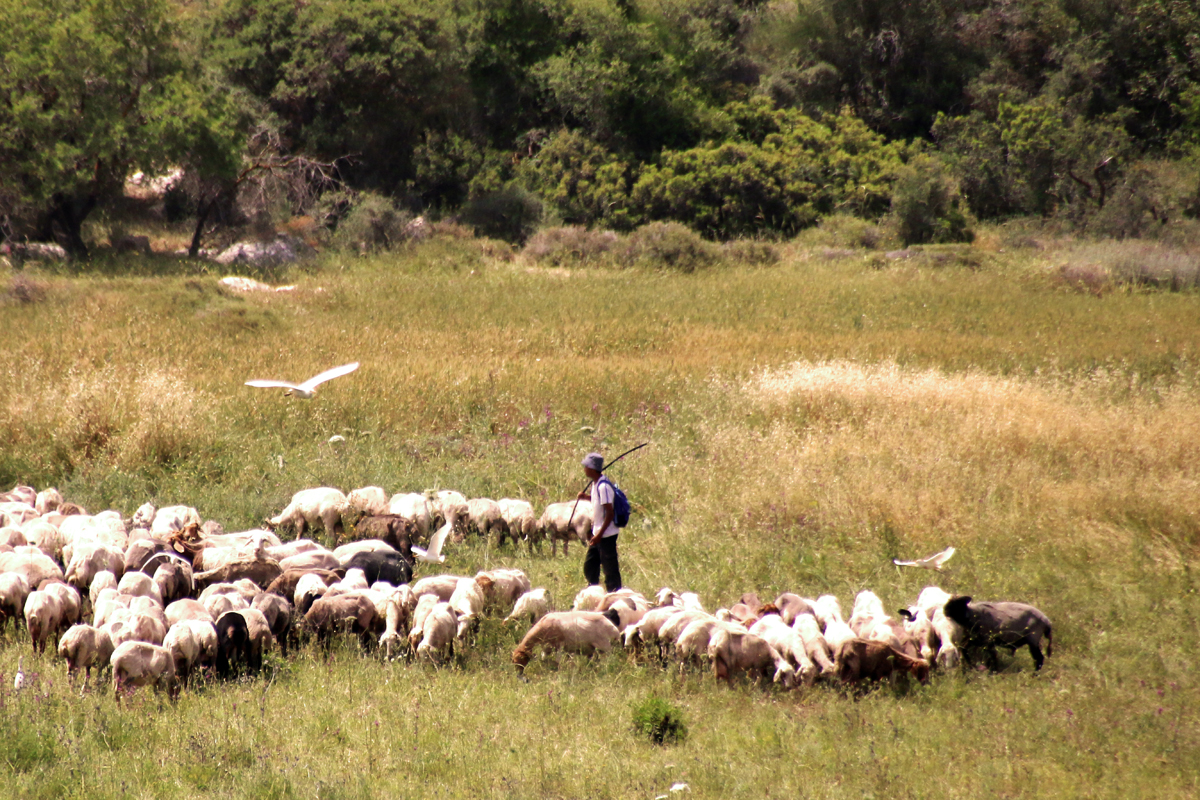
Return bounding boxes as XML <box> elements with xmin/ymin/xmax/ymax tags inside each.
<box><xmin>298</xmin><ymin>362</ymin><xmax>360</xmax><ymax>392</ymax></box>
<box><xmin>425</xmin><ymin>521</ymin><xmax>451</xmax><ymax>560</ymax></box>
<box><xmin>246</xmin><ymin>380</ymin><xmax>301</xmax><ymax>390</ymax></box>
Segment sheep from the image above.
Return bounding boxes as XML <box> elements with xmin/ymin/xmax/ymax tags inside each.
<box><xmin>571</xmin><ymin>584</ymin><xmax>607</xmax><ymax>611</ymax></box>
<box><xmin>430</xmin><ymin>490</ymin><xmax>469</xmax><ymax>539</ymax></box>
<box><xmin>58</xmin><ymin>623</ymin><xmax>115</xmax><ymax>683</ymax></box>
<box><xmin>942</xmin><ymin>595</ymin><xmax>1053</xmax><ymax>671</ymax></box>
<box><xmin>379</xmin><ymin>585</ymin><xmax>414</xmax><ymax>659</ymax></box>
<box><xmin>448</xmin><ymin>578</ymin><xmax>486</xmax><ymax>642</ymax></box>
<box><xmin>165</xmin><ymin>598</ymin><xmax>214</xmax><ymax>628</ymax></box>
<box><xmin>266</xmin><ymin>568</ymin><xmax>342</xmax><ymax>602</ymax></box>
<box><xmin>294</xmin><ymin>572</ymin><xmax>332</xmax><ymax>614</ymax></box>
<box><xmin>304</xmin><ymin>593</ymin><xmax>377</xmax><ymax>648</ymax></box>
<box><xmin>150</xmin><ymin>505</ymin><xmax>202</xmax><ymax>537</ymax></box>
<box><xmin>774</xmin><ymin>593</ymin><xmax>817</xmax><ymax>625</ymax></box>
<box><xmin>163</xmin><ymin>621</ymin><xmax>204</xmax><ymax>684</ymax></box>
<box><xmin>411</xmin><ymin>574</ymin><xmax>465</xmax><ymax>604</ymax></box>
<box><xmin>347</xmin><ymin>486</ymin><xmax>390</xmax><ymax>520</ymax></box>
<box><xmin>835</xmin><ymin>638</ymin><xmax>930</xmax><ymax>686</ymax></box>
<box><xmin>416</xmin><ymin>602</ymin><xmax>459</xmax><ymax>663</ymax></box>
<box><xmin>151</xmin><ymin>559</ymin><xmax>194</xmax><ymax>605</ymax></box>
<box><xmin>333</xmin><ymin>539</ymin><xmax>399</xmax><ymax>563</ymax></box>
<box><xmin>708</xmin><ymin>628</ymin><xmax>797</xmax><ymax>688</ymax></box>
<box><xmin>214</xmin><ymin>611</ymin><xmax>251</xmax><ymax>677</ymax></box>
<box><xmin>1</xmin><ymin>485</ymin><xmax>36</xmax><ymax>505</ymax></box>
<box><xmin>792</xmin><ymin>613</ymin><xmax>838</xmax><ymax>677</ymax></box>
<box><xmin>200</xmin><ymin>579</ymin><xmax>260</xmax><ymax>605</ymax></box>
<box><xmin>674</xmin><ymin>617</ymin><xmax>746</xmax><ymax>673</ymax></box>
<box><xmin>475</xmin><ymin>568</ymin><xmax>531</xmax><ymax>614</ymax></box>
<box><xmin>110</xmin><ymin>613</ymin><xmax>166</xmax><ymax>647</ymax></box>
<box><xmin>599</xmin><ymin>588</ymin><xmax>649</xmax><ymax>613</ymax></box>
<box><xmin>497</xmin><ymin>499</ymin><xmax>538</xmax><ymax>551</ymax></box>
<box><xmin>117</xmin><ymin>571</ymin><xmax>164</xmax><ymax>606</ymax></box>
<box><xmin>812</xmin><ymin>595</ymin><xmax>845</xmax><ymax>628</ymax></box>
<box><xmin>123</xmin><ymin>538</ymin><xmax>171</xmax><ymax>574</ymax></box>
<box><xmin>388</xmin><ymin>493</ymin><xmax>433</xmax><ymax>543</ymax></box>
<box><xmin>407</xmin><ymin>593</ymin><xmax>442</xmax><ymax>651</ymax></box>
<box><xmin>131</xmin><ymin>502</ymin><xmax>156</xmax><ymax>530</ymax></box>
<box><xmin>823</xmin><ymin>617</ymin><xmax>857</xmax><ymax>656</ymax></box>
<box><xmin>848</xmin><ymin>590</ymin><xmax>888</xmax><ymax>636</ymax></box>
<box><xmin>898</xmin><ymin>586</ymin><xmax>963</xmax><ymax>669</ymax></box>
<box><xmin>656</xmin><ymin>610</ymin><xmax>713</xmax><ymax>656</ymax></box>
<box><xmin>64</xmin><ymin>540</ymin><xmax>125</xmax><ymax>592</ymax></box>
<box><xmin>252</xmin><ymin>592</ymin><xmax>294</xmax><ymax>656</ymax></box>
<box><xmin>654</xmin><ymin>588</ymin><xmax>705</xmax><ymax>612</ymax></box>
<box><xmin>278</xmin><ymin>549</ymin><xmax>342</xmax><ymax>573</ymax></box>
<box><xmin>537</xmin><ymin>501</ymin><xmax>592</xmax><ymax>556</ymax></box>
<box><xmin>267</xmin><ymin>487</ymin><xmax>350</xmax><ymax>538</ymax></box>
<box><xmin>34</xmin><ymin>488</ymin><xmax>63</xmax><ymax>515</ymax></box>
<box><xmin>110</xmin><ymin>641</ymin><xmax>178</xmax><ymax>699</ymax></box>
<box><xmin>624</xmin><ymin>606</ymin><xmax>683</xmax><ymax>659</ymax></box>
<box><xmin>465</xmin><ymin>498</ymin><xmax>511</xmax><ymax>546</ymax></box>
<box><xmin>21</xmin><ymin>520</ymin><xmax>65</xmax><ymax>561</ymax></box>
<box><xmin>347</xmin><ymin>516</ymin><xmax>414</xmax><ymax>560</ymax></box>
<box><xmin>236</xmin><ymin>608</ymin><xmax>274</xmax><ymax>671</ymax></box>
<box><xmin>24</xmin><ymin>589</ymin><xmax>65</xmax><ymax>653</ymax></box>
<box><xmin>89</xmin><ymin>571</ymin><xmax>119</xmax><ymax>609</ymax></box>
<box><xmin>342</xmin><ymin>549</ymin><xmax>412</xmax><ymax>587</ymax></box>
<box><xmin>0</xmin><ymin>573</ymin><xmax>31</xmax><ymax>633</ymax></box>
<box><xmin>0</xmin><ymin>526</ymin><xmax>27</xmax><ymax>547</ymax></box>
<box><xmin>267</xmin><ymin>539</ymin><xmax>323</xmax><ymax>561</ymax></box>
<box><xmin>0</xmin><ymin>546</ymin><xmax>65</xmax><ymax>587</ymax></box>
<box><xmin>0</xmin><ymin>500</ymin><xmax>37</xmax><ymax>527</ymax></box>
<box><xmin>330</xmin><ymin>568</ymin><xmax>371</xmax><ymax>593</ymax></box>
<box><xmin>43</xmin><ymin>581</ymin><xmax>82</xmax><ymax>626</ymax></box>
<box><xmin>504</xmin><ymin>588</ymin><xmax>551</xmax><ymax>627</ymax></box>
<box><xmin>601</xmin><ymin>598</ymin><xmax>648</xmax><ymax>634</ymax></box>
<box><xmin>204</xmin><ymin>592</ymin><xmax>248</xmax><ymax>620</ymax></box>
<box><xmin>511</xmin><ymin>611</ymin><xmax>620</xmax><ymax>674</ymax></box>
<box><xmin>847</xmin><ymin>589</ymin><xmax>921</xmax><ymax>660</ymax></box>
<box><xmin>750</xmin><ymin>613</ymin><xmax>819</xmax><ymax>685</ymax></box>
<box><xmin>92</xmin><ymin>590</ymin><xmax>133</xmax><ymax>628</ymax></box>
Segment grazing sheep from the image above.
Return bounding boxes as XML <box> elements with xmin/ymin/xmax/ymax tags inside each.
<box><xmin>848</xmin><ymin>590</ymin><xmax>921</xmax><ymax>660</ymax></box>
<box><xmin>149</xmin><ymin>506</ymin><xmax>201</xmax><ymax>537</ymax></box>
<box><xmin>266</xmin><ymin>568</ymin><xmax>342</xmax><ymax>603</ymax></box>
<box><xmin>278</xmin><ymin>549</ymin><xmax>341</xmax><ymax>573</ymax></box>
<box><xmin>204</xmin><ymin>592</ymin><xmax>248</xmax><ymax>620</ymax></box>
<box><xmin>511</xmin><ymin>611</ymin><xmax>620</xmax><ymax>674</ymax></box>
<box><xmin>836</xmin><ymin>638</ymin><xmax>930</xmax><ymax>686</ymax></box>
<box><xmin>624</xmin><ymin>606</ymin><xmax>683</xmax><ymax>659</ymax></box>
<box><xmin>750</xmin><ymin>613</ymin><xmax>819</xmax><ymax>685</ymax></box>
<box><xmin>416</xmin><ymin>602</ymin><xmax>459</xmax><ymax>663</ymax></box>
<box><xmin>537</xmin><ymin>501</ymin><xmax>592</xmax><ymax>557</ymax></box>
<box><xmin>252</xmin><ymin>592</ymin><xmax>294</xmax><ymax>656</ymax></box>
<box><xmin>0</xmin><ymin>573</ymin><xmax>31</xmax><ymax>633</ymax></box>
<box><xmin>163</xmin><ymin>621</ymin><xmax>204</xmax><ymax>683</ymax></box>
<box><xmin>0</xmin><ymin>546</ymin><xmax>65</xmax><ymax>587</ymax></box>
<box><xmin>65</xmin><ymin>540</ymin><xmax>126</xmax><ymax>592</ymax></box>
<box><xmin>165</xmin><ymin>599</ymin><xmax>214</xmax><ymax>627</ymax></box>
<box><xmin>848</xmin><ymin>590</ymin><xmax>888</xmax><ymax>636</ymax></box>
<box><xmin>675</xmin><ymin>617</ymin><xmax>747</xmax><ymax>673</ymax></box>
<box><xmin>342</xmin><ymin>549</ymin><xmax>412</xmax><ymax>587</ymax></box>
<box><xmin>898</xmin><ymin>586</ymin><xmax>963</xmax><ymax>669</ymax></box>
<box><xmin>333</xmin><ymin>539</ymin><xmax>398</xmax><ymax>563</ymax></box>
<box><xmin>407</xmin><ymin>593</ymin><xmax>442</xmax><ymax>652</ymax></box>
<box><xmin>347</xmin><ymin>516</ymin><xmax>414</xmax><ymax>560</ymax></box>
<box><xmin>430</xmin><ymin>490</ymin><xmax>469</xmax><ymax>539</ymax></box>
<box><xmin>812</xmin><ymin>595</ymin><xmax>845</xmax><ymax>628</ymax></box>
<box><xmin>708</xmin><ymin>628</ymin><xmax>797</xmax><ymax>688</ymax></box>
<box><xmin>236</xmin><ymin>608</ymin><xmax>274</xmax><ymax>672</ymax></box>
<box><xmin>89</xmin><ymin>571</ymin><xmax>119</xmax><ymax>608</ymax></box>
<box><xmin>266</xmin><ymin>539</ymin><xmax>323</xmax><ymax>561</ymax></box>
<box><xmin>21</xmin><ymin>520</ymin><xmax>65</xmax><ymax>561</ymax></box>
<box><xmin>43</xmin><ymin>581</ymin><xmax>82</xmax><ymax>626</ymax></box>
<box><xmin>59</xmin><ymin>623</ymin><xmax>115</xmax><ymax>682</ymax></box>
<box><xmin>0</xmin><ymin>526</ymin><xmax>27</xmax><ymax>547</ymax></box>
<box><xmin>117</xmin><ymin>571</ymin><xmax>164</xmax><ymax>606</ymax></box>
<box><xmin>475</xmin><ymin>568</ymin><xmax>531</xmax><ymax>614</ymax></box>
<box><xmin>34</xmin><ymin>488</ymin><xmax>63</xmax><ymax>515</ymax></box>
<box><xmin>823</xmin><ymin>617</ymin><xmax>857</xmax><ymax>656</ymax></box>
<box><xmin>504</xmin><ymin>588</ymin><xmax>551</xmax><ymax>627</ymax></box>
<box><xmin>388</xmin><ymin>493</ymin><xmax>433</xmax><ymax>544</ymax></box>
<box><xmin>379</xmin><ymin>585</ymin><xmax>414</xmax><ymax>659</ymax></box>
<box><xmin>411</xmin><ymin>575</ymin><xmax>464</xmax><ymax>604</ymax></box>
<box><xmin>267</xmin><ymin>487</ymin><xmax>350</xmax><ymax>538</ymax></box>
<box><xmin>656</xmin><ymin>610</ymin><xmax>713</xmax><ymax>657</ymax></box>
<box><xmin>599</xmin><ymin>589</ymin><xmax>649</xmax><ymax>613</ymax></box>
<box><xmin>571</xmin><ymin>584</ymin><xmax>607</xmax><ymax>611</ymax></box>
<box><xmin>774</xmin><ymin>593</ymin><xmax>817</xmax><ymax>626</ymax></box>
<box><xmin>465</xmin><ymin>498</ymin><xmax>511</xmax><ymax>546</ymax></box>
<box><xmin>214</xmin><ymin>611</ymin><xmax>252</xmax><ymax>677</ymax></box>
<box><xmin>294</xmin><ymin>572</ymin><xmax>332</xmax><ymax>614</ymax></box>
<box><xmin>24</xmin><ymin>589</ymin><xmax>65</xmax><ymax>653</ymax></box>
<box><xmin>449</xmin><ymin>578</ymin><xmax>485</xmax><ymax>642</ymax></box>
<box><xmin>110</xmin><ymin>613</ymin><xmax>167</xmax><ymax>647</ymax></box>
<box><xmin>304</xmin><ymin>593</ymin><xmax>377</xmax><ymax>648</ymax></box>
<box><xmin>601</xmin><ymin>598</ymin><xmax>648</xmax><ymax>634</ymax></box>
<box><xmin>792</xmin><ymin>613</ymin><xmax>838</xmax><ymax>677</ymax></box>
<box><xmin>347</xmin><ymin>486</ymin><xmax>390</xmax><ymax>520</ymax></box>
<box><xmin>111</xmin><ymin>641</ymin><xmax>178</xmax><ymax>699</ymax></box>
<box><xmin>942</xmin><ymin>596</ymin><xmax>1052</xmax><ymax>671</ymax></box>
<box><xmin>497</xmin><ymin>499</ymin><xmax>538</xmax><ymax>551</ymax></box>
<box><xmin>150</xmin><ymin>559</ymin><xmax>194</xmax><ymax>605</ymax></box>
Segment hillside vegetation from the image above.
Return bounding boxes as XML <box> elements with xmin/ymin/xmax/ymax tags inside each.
<box><xmin>0</xmin><ymin>235</ymin><xmax>1198</xmax><ymax>797</ymax></box>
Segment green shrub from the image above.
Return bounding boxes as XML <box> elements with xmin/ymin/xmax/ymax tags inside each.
<box><xmin>522</xmin><ymin>226</ymin><xmax>620</xmax><ymax>266</ymax></box>
<box><xmin>459</xmin><ymin>188</ymin><xmax>543</xmax><ymax>245</ymax></box>
<box><xmin>517</xmin><ymin>130</ymin><xmax>638</xmax><ymax>231</ymax></box>
<box><xmin>721</xmin><ymin>239</ymin><xmax>781</xmax><ymax>266</ymax></box>
<box><xmin>630</xmin><ymin>695</ymin><xmax>687</xmax><ymax>745</ymax></box>
<box><xmin>322</xmin><ymin>191</ymin><xmax>411</xmax><ymax>252</ymax></box>
<box><xmin>618</xmin><ymin>222</ymin><xmax>717</xmax><ymax>272</ymax></box>
<box><xmin>890</xmin><ymin>155</ymin><xmax>975</xmax><ymax>246</ymax></box>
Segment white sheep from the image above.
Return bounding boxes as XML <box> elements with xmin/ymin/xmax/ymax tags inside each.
<box><xmin>58</xmin><ymin>623</ymin><xmax>115</xmax><ymax>682</ymax></box>
<box><xmin>24</xmin><ymin>589</ymin><xmax>65</xmax><ymax>653</ymax></box>
<box><xmin>388</xmin><ymin>493</ymin><xmax>432</xmax><ymax>543</ymax></box>
<box><xmin>511</xmin><ymin>611</ymin><xmax>620</xmax><ymax>674</ymax></box>
<box><xmin>0</xmin><ymin>525</ymin><xmax>27</xmax><ymax>547</ymax></box>
<box><xmin>294</xmin><ymin>573</ymin><xmax>331</xmax><ymax>612</ymax></box>
<box><xmin>278</xmin><ymin>549</ymin><xmax>341</xmax><ymax>573</ymax></box>
<box><xmin>163</xmin><ymin>621</ymin><xmax>203</xmax><ymax>683</ymax></box>
<box><xmin>236</xmin><ymin>608</ymin><xmax>274</xmax><ymax>671</ymax></box>
<box><xmin>34</xmin><ymin>488</ymin><xmax>63</xmax><ymax>515</ymax></box>
<box><xmin>899</xmin><ymin>586</ymin><xmax>963</xmax><ymax>669</ymax></box>
<box><xmin>537</xmin><ymin>501</ymin><xmax>592</xmax><ymax>556</ymax></box>
<box><xmin>379</xmin><ymin>585</ymin><xmax>414</xmax><ymax>659</ymax></box>
<box><xmin>64</xmin><ymin>539</ymin><xmax>125</xmax><ymax>591</ymax></box>
<box><xmin>347</xmin><ymin>486</ymin><xmax>390</xmax><ymax>519</ymax></box>
<box><xmin>407</xmin><ymin>593</ymin><xmax>442</xmax><ymax>651</ymax></box>
<box><xmin>149</xmin><ymin>505</ymin><xmax>201</xmax><ymax>537</ymax></box>
<box><xmin>430</xmin><ymin>490</ymin><xmax>469</xmax><ymax>536</ymax></box>
<box><xmin>708</xmin><ymin>628</ymin><xmax>797</xmax><ymax>688</ymax></box>
<box><xmin>750</xmin><ymin>613</ymin><xmax>819</xmax><ymax>686</ymax></box>
<box><xmin>43</xmin><ymin>581</ymin><xmax>82</xmax><ymax>626</ymax></box>
<box><xmin>267</xmin><ymin>487</ymin><xmax>350</xmax><ymax>538</ymax></box>
<box><xmin>117</xmin><ymin>571</ymin><xmax>163</xmax><ymax>606</ymax></box>
<box><xmin>0</xmin><ymin>573</ymin><xmax>31</xmax><ymax>633</ymax></box>
<box><xmin>448</xmin><ymin>577</ymin><xmax>486</xmax><ymax>642</ymax></box>
<box><xmin>411</xmin><ymin>574</ymin><xmax>465</xmax><ymax>605</ymax></box>
<box><xmin>267</xmin><ymin>539</ymin><xmax>323</xmax><ymax>561</ymax></box>
<box><xmin>571</xmin><ymin>584</ymin><xmax>607</xmax><ymax>611</ymax></box>
<box><xmin>497</xmin><ymin>499</ymin><xmax>538</xmax><ymax>550</ymax></box>
<box><xmin>165</xmin><ymin>599</ymin><xmax>214</xmax><ymax>628</ymax></box>
<box><xmin>792</xmin><ymin>613</ymin><xmax>838</xmax><ymax>677</ymax></box>
<box><xmin>415</xmin><ymin>602</ymin><xmax>459</xmax><ymax>663</ymax></box>
<box><xmin>20</xmin><ymin>520</ymin><xmax>65</xmax><ymax>561</ymax></box>
<box><xmin>475</xmin><ymin>568</ymin><xmax>531</xmax><ymax>614</ymax></box>
<box><xmin>110</xmin><ymin>641</ymin><xmax>178</xmax><ymax>699</ymax></box>
<box><xmin>503</xmin><ymin>588</ymin><xmax>551</xmax><ymax>627</ymax></box>
<box><xmin>465</xmin><ymin>498</ymin><xmax>510</xmax><ymax>545</ymax></box>
<box><xmin>0</xmin><ymin>545</ymin><xmax>65</xmax><ymax>587</ymax></box>
<box><xmin>624</xmin><ymin>606</ymin><xmax>683</xmax><ymax>657</ymax></box>
<box><xmin>674</xmin><ymin>616</ymin><xmax>731</xmax><ymax>671</ymax></box>
<box><xmin>89</xmin><ymin>571</ymin><xmax>119</xmax><ymax>608</ymax></box>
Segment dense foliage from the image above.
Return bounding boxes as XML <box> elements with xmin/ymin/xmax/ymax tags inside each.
<box><xmin>3</xmin><ymin>0</ymin><xmax>1199</xmax><ymax>250</ymax></box>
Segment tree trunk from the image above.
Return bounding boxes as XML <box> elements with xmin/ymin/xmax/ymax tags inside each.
<box><xmin>188</xmin><ymin>195</ymin><xmax>218</xmax><ymax>257</ymax></box>
<box><xmin>45</xmin><ymin>194</ymin><xmax>97</xmax><ymax>259</ymax></box>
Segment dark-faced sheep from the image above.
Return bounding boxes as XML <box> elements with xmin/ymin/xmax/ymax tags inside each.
<box><xmin>836</xmin><ymin>638</ymin><xmax>931</xmax><ymax>686</ymax></box>
<box><xmin>942</xmin><ymin>595</ymin><xmax>1052</xmax><ymax>671</ymax></box>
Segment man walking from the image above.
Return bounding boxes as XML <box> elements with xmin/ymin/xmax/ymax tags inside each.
<box><xmin>578</xmin><ymin>452</ymin><xmax>622</xmax><ymax>591</ymax></box>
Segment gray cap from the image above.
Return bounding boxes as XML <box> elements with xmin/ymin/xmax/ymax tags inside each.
<box><xmin>581</xmin><ymin>452</ymin><xmax>604</xmax><ymax>472</ymax></box>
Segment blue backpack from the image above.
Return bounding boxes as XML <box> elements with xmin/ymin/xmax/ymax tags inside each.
<box><xmin>598</xmin><ymin>476</ymin><xmax>631</xmax><ymax>528</ymax></box>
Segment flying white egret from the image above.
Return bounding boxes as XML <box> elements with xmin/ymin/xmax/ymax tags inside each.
<box><xmin>893</xmin><ymin>546</ymin><xmax>956</xmax><ymax>571</ymax></box>
<box><xmin>245</xmin><ymin>362</ymin><xmax>360</xmax><ymax>399</ymax></box>
<box><xmin>412</xmin><ymin>521</ymin><xmax>451</xmax><ymax>564</ymax></box>
<box><xmin>13</xmin><ymin>656</ymin><xmax>25</xmax><ymax>691</ymax></box>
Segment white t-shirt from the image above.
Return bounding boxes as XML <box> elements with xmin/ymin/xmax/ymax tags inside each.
<box><xmin>591</xmin><ymin>478</ymin><xmax>619</xmax><ymax>539</ymax></box>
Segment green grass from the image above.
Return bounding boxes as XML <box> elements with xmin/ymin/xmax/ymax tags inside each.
<box><xmin>1</xmin><ymin>231</ymin><xmax>1199</xmax><ymax>797</ymax></box>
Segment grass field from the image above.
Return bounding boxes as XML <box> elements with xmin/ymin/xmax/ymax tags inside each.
<box><xmin>1</xmin><ymin>230</ymin><xmax>1199</xmax><ymax>798</ymax></box>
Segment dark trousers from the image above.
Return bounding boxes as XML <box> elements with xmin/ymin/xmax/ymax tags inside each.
<box><xmin>583</xmin><ymin>535</ymin><xmax>622</xmax><ymax>592</ymax></box>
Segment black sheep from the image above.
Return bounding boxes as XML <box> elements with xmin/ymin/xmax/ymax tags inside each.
<box><xmin>942</xmin><ymin>595</ymin><xmax>1052</xmax><ymax>671</ymax></box>
<box><xmin>344</xmin><ymin>550</ymin><xmax>412</xmax><ymax>587</ymax></box>
<box><xmin>215</xmin><ymin>610</ymin><xmax>251</xmax><ymax>678</ymax></box>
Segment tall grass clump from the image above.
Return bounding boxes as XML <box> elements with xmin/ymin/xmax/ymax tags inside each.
<box><xmin>630</xmin><ymin>695</ymin><xmax>688</xmax><ymax>745</ymax></box>
<box><xmin>1061</xmin><ymin>241</ymin><xmax>1200</xmax><ymax>291</ymax></box>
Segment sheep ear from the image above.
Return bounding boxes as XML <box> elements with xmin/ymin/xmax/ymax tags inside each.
<box><xmin>898</xmin><ymin>608</ymin><xmax>915</xmax><ymax>621</ymax></box>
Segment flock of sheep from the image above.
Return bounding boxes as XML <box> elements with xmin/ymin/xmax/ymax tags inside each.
<box><xmin>0</xmin><ymin>482</ymin><xmax>1053</xmax><ymax>700</ymax></box>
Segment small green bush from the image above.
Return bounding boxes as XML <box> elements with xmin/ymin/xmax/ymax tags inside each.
<box><xmin>618</xmin><ymin>222</ymin><xmax>717</xmax><ymax>272</ymax></box>
<box><xmin>631</xmin><ymin>695</ymin><xmax>687</xmax><ymax>745</ymax></box>
<box><xmin>459</xmin><ymin>188</ymin><xmax>543</xmax><ymax>245</ymax></box>
<box><xmin>322</xmin><ymin>191</ymin><xmax>411</xmax><ymax>252</ymax></box>
<box><xmin>890</xmin><ymin>155</ymin><xmax>975</xmax><ymax>246</ymax></box>
<box><xmin>522</xmin><ymin>226</ymin><xmax>620</xmax><ymax>266</ymax></box>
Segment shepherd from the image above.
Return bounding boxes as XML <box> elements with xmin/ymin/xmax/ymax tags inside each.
<box><xmin>578</xmin><ymin>452</ymin><xmax>623</xmax><ymax>592</ymax></box>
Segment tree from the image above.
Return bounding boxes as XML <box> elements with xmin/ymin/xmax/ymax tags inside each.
<box><xmin>0</xmin><ymin>0</ymin><xmax>243</xmax><ymax>257</ymax></box>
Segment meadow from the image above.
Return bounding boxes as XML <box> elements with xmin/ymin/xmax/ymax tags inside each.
<box><xmin>1</xmin><ymin>229</ymin><xmax>1199</xmax><ymax>798</ymax></box>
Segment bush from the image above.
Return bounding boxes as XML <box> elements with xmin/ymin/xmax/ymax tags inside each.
<box><xmin>721</xmin><ymin>239</ymin><xmax>781</xmax><ymax>266</ymax></box>
<box><xmin>322</xmin><ymin>191</ymin><xmax>411</xmax><ymax>252</ymax></box>
<box><xmin>459</xmin><ymin>188</ymin><xmax>543</xmax><ymax>245</ymax></box>
<box><xmin>630</xmin><ymin>695</ymin><xmax>687</xmax><ymax>745</ymax></box>
<box><xmin>1066</xmin><ymin>242</ymin><xmax>1200</xmax><ymax>291</ymax></box>
<box><xmin>800</xmin><ymin>213</ymin><xmax>892</xmax><ymax>250</ymax></box>
<box><xmin>4</xmin><ymin>273</ymin><xmax>49</xmax><ymax>304</ymax></box>
<box><xmin>522</xmin><ymin>226</ymin><xmax>620</xmax><ymax>266</ymax></box>
<box><xmin>618</xmin><ymin>222</ymin><xmax>718</xmax><ymax>272</ymax></box>
<box><xmin>889</xmin><ymin>155</ymin><xmax>975</xmax><ymax>246</ymax></box>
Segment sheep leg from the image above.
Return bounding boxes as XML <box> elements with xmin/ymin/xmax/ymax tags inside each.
<box><xmin>1027</xmin><ymin>641</ymin><xmax>1045</xmax><ymax>671</ymax></box>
